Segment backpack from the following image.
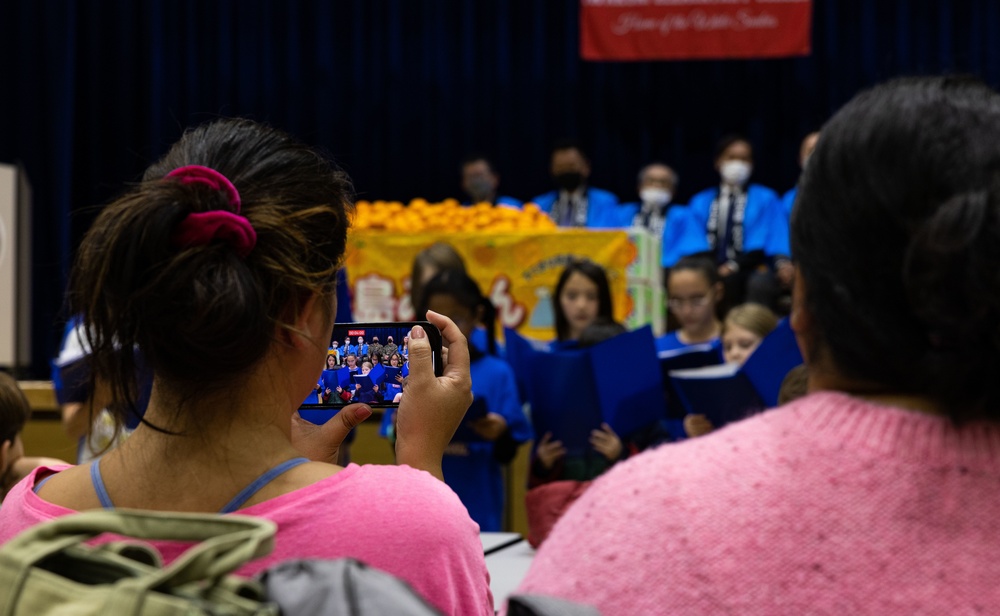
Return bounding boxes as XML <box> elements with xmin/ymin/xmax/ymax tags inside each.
<box><xmin>0</xmin><ymin>509</ymin><xmax>447</xmax><ymax>616</ymax></box>
<box><xmin>0</xmin><ymin>509</ymin><xmax>278</xmax><ymax>615</ymax></box>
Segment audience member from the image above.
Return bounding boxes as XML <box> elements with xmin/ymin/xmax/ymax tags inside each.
<box><xmin>0</xmin><ymin>118</ymin><xmax>492</xmax><ymax>615</ymax></box>
<box><xmin>0</xmin><ymin>373</ymin><xmax>66</xmax><ymax>500</ymax></box>
<box><xmin>514</xmin><ymin>76</ymin><xmax>1000</xmax><ymax>615</ymax></box>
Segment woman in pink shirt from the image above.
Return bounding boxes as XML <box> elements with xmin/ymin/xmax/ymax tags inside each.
<box><xmin>0</xmin><ymin>119</ymin><xmax>492</xmax><ymax>616</ymax></box>
<box><xmin>515</xmin><ymin>77</ymin><xmax>1000</xmax><ymax>614</ymax></box>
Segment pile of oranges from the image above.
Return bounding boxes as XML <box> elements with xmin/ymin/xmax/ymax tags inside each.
<box><xmin>351</xmin><ymin>199</ymin><xmax>557</xmax><ymax>232</ymax></box>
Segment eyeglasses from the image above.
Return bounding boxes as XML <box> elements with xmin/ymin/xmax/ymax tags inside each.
<box><xmin>667</xmin><ymin>295</ymin><xmax>712</xmax><ymax>310</ymax></box>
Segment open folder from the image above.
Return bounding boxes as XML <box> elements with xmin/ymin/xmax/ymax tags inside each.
<box><xmin>506</xmin><ymin>326</ymin><xmax>667</xmax><ymax>455</ymax></box>
<box><xmin>669</xmin><ymin>319</ymin><xmax>804</xmax><ymax>428</ymax></box>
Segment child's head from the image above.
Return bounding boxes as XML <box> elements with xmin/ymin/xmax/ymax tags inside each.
<box><xmin>554</xmin><ymin>259</ymin><xmax>613</xmax><ymax>342</ymax></box>
<box><xmin>326</xmin><ymin>354</ymin><xmax>337</xmax><ymax>369</ymax></box>
<box><xmin>418</xmin><ymin>269</ymin><xmax>497</xmax><ymax>355</ymax></box>
<box><xmin>67</xmin><ymin>118</ymin><xmax>353</xmax><ymax>426</ymax></box>
<box><xmin>577</xmin><ymin>318</ymin><xmax>627</xmax><ymax>349</ymax></box>
<box><xmin>361</xmin><ymin>360</ymin><xmax>373</xmax><ymax>375</ymax></box>
<box><xmin>722</xmin><ymin>303</ymin><xmax>778</xmax><ymax>365</ymax></box>
<box><xmin>371</xmin><ymin>351</ymin><xmax>382</xmax><ymax>365</ymax></box>
<box><xmin>411</xmin><ymin>242</ymin><xmax>468</xmax><ymax>313</ymax></box>
<box><xmin>667</xmin><ymin>256</ymin><xmax>723</xmax><ymax>334</ymax></box>
<box><xmin>777</xmin><ymin>364</ymin><xmax>809</xmax><ymax>405</ymax></box>
<box><xmin>346</xmin><ymin>353</ymin><xmax>357</xmax><ymax>367</ymax></box>
<box><xmin>0</xmin><ymin>372</ymin><xmax>30</xmax><ymax>484</ymax></box>
<box><xmin>389</xmin><ymin>353</ymin><xmax>401</xmax><ymax>367</ymax></box>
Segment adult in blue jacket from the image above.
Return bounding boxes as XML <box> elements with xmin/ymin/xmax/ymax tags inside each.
<box><xmin>661</xmin><ymin>135</ymin><xmax>792</xmax><ymax>309</ymax></box>
<box><xmin>460</xmin><ymin>155</ymin><xmax>522</xmax><ymax>208</ymax></box>
<box><xmin>530</xmin><ymin>140</ymin><xmax>625</xmax><ymax>228</ymax></box>
<box><xmin>617</xmin><ymin>162</ymin><xmax>680</xmax><ymax>233</ymax></box>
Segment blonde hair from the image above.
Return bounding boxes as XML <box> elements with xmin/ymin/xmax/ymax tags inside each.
<box><xmin>723</xmin><ymin>303</ymin><xmax>778</xmax><ymax>339</ymax></box>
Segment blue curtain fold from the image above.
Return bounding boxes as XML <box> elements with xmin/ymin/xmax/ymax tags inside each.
<box><xmin>2</xmin><ymin>0</ymin><xmax>999</xmax><ymax>377</ymax></box>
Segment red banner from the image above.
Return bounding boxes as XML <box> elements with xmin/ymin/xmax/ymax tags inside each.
<box><xmin>580</xmin><ymin>0</ymin><xmax>812</xmax><ymax>61</ymax></box>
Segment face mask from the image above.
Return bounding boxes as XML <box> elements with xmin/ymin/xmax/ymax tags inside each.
<box><xmin>554</xmin><ymin>171</ymin><xmax>584</xmax><ymax>192</ymax></box>
<box><xmin>639</xmin><ymin>188</ymin><xmax>672</xmax><ymax>207</ymax></box>
<box><xmin>720</xmin><ymin>160</ymin><xmax>752</xmax><ymax>186</ymax></box>
<box><xmin>466</xmin><ymin>177</ymin><xmax>494</xmax><ymax>202</ymax></box>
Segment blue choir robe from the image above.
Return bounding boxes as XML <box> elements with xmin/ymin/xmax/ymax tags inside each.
<box><xmin>462</xmin><ymin>195</ymin><xmax>523</xmax><ymax>208</ymax></box>
<box><xmin>781</xmin><ymin>186</ymin><xmax>798</xmax><ymax>218</ymax></box>
<box><xmin>662</xmin><ymin>184</ymin><xmax>788</xmax><ymax>267</ymax></box>
<box><xmin>655</xmin><ymin>332</ymin><xmax>722</xmax><ymax>354</ymax></box>
<box><xmin>442</xmin><ymin>355</ymin><xmax>533</xmax><ymax>532</ymax></box>
<box><xmin>529</xmin><ymin>187</ymin><xmax>625</xmax><ymax>228</ymax></box>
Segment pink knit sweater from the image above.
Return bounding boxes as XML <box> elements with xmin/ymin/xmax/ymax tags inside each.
<box><xmin>515</xmin><ymin>392</ymin><xmax>1000</xmax><ymax>615</ymax></box>
<box><xmin>0</xmin><ymin>463</ymin><xmax>493</xmax><ymax>616</ymax></box>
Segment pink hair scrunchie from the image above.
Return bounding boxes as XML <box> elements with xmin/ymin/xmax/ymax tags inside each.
<box><xmin>167</xmin><ymin>165</ymin><xmax>257</xmax><ymax>258</ymax></box>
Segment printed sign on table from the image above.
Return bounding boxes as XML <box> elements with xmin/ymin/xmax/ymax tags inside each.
<box><xmin>344</xmin><ymin>230</ymin><xmax>634</xmax><ymax>341</ymax></box>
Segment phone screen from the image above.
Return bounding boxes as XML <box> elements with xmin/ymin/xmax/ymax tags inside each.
<box><xmin>298</xmin><ymin>321</ymin><xmax>442</xmax><ymax>422</ymax></box>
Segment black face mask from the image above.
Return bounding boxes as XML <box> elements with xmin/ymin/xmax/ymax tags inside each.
<box><xmin>553</xmin><ymin>172</ymin><xmax>584</xmax><ymax>192</ymax></box>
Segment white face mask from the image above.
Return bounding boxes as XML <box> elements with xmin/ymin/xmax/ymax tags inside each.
<box><xmin>720</xmin><ymin>160</ymin><xmax>752</xmax><ymax>186</ymax></box>
<box><xmin>639</xmin><ymin>188</ymin><xmax>672</xmax><ymax>207</ymax></box>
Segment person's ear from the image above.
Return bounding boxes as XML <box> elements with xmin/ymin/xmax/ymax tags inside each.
<box><xmin>283</xmin><ymin>292</ymin><xmax>329</xmax><ymax>350</ymax></box>
<box><xmin>713</xmin><ymin>281</ymin><xmax>725</xmax><ymax>303</ymax></box>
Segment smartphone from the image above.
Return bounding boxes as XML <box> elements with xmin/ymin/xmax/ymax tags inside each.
<box><xmin>298</xmin><ymin>321</ymin><xmax>443</xmax><ymax>423</ymax></box>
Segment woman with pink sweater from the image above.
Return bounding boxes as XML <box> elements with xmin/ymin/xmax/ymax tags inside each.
<box><xmin>514</xmin><ymin>76</ymin><xmax>1000</xmax><ymax>614</ymax></box>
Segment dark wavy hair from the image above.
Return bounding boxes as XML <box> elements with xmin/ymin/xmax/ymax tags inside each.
<box><xmin>68</xmin><ymin>118</ymin><xmax>354</xmax><ymax>431</ymax></box>
<box><xmin>417</xmin><ymin>268</ymin><xmax>498</xmax><ymax>357</ymax></box>
<box><xmin>553</xmin><ymin>259</ymin><xmax>614</xmax><ymax>342</ymax></box>
<box><xmin>792</xmin><ymin>76</ymin><xmax>1000</xmax><ymax>422</ymax></box>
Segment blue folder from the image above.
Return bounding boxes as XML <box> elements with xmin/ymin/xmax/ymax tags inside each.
<box><xmin>669</xmin><ymin>364</ymin><xmax>764</xmax><ymax>428</ymax></box>
<box><xmin>367</xmin><ymin>363</ymin><xmax>386</xmax><ymax>388</ymax></box>
<box><xmin>668</xmin><ymin>319</ymin><xmax>804</xmax><ymax>428</ymax></box>
<box><xmin>739</xmin><ymin>319</ymin><xmax>803</xmax><ymax>407</ymax></box>
<box><xmin>589</xmin><ymin>326</ymin><xmax>667</xmax><ymax>438</ymax></box>
<box><xmin>381</xmin><ymin>366</ymin><xmax>402</xmax><ymax>388</ymax></box>
<box><xmin>520</xmin><ymin>326</ymin><xmax>667</xmax><ymax>456</ymax></box>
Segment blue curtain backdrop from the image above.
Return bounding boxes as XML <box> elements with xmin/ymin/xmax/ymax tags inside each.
<box><xmin>2</xmin><ymin>0</ymin><xmax>1000</xmax><ymax>377</ymax></box>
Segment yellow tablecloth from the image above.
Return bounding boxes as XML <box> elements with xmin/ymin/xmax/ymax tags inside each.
<box><xmin>344</xmin><ymin>230</ymin><xmax>635</xmax><ymax>340</ymax></box>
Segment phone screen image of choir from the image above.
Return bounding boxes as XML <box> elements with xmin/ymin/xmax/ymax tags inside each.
<box><xmin>310</xmin><ymin>333</ymin><xmax>409</xmax><ymax>406</ymax></box>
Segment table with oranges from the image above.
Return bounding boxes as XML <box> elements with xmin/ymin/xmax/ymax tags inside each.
<box><xmin>345</xmin><ymin>199</ymin><xmax>663</xmax><ymax>339</ymax></box>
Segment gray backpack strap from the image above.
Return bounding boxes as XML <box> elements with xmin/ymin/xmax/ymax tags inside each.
<box><xmin>507</xmin><ymin>594</ymin><xmax>603</xmax><ymax>616</ymax></box>
<box><xmin>259</xmin><ymin>559</ymin><xmax>442</xmax><ymax>616</ymax></box>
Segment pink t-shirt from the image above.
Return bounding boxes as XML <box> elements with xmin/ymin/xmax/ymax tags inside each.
<box><xmin>0</xmin><ymin>463</ymin><xmax>493</xmax><ymax>616</ymax></box>
<box><xmin>514</xmin><ymin>392</ymin><xmax>1000</xmax><ymax>615</ymax></box>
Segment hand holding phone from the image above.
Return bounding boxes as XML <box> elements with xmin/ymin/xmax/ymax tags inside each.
<box><xmin>393</xmin><ymin>311</ymin><xmax>474</xmax><ymax>481</ymax></box>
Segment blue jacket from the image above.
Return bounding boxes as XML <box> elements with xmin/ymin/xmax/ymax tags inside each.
<box><xmin>781</xmin><ymin>186</ymin><xmax>797</xmax><ymax>218</ymax></box>
<box><xmin>462</xmin><ymin>195</ymin><xmax>523</xmax><ymax>208</ymax></box>
<box><xmin>530</xmin><ymin>187</ymin><xmax>624</xmax><ymax>228</ymax></box>
<box><xmin>441</xmin><ymin>354</ymin><xmax>533</xmax><ymax>532</ymax></box>
<box><xmin>661</xmin><ymin>184</ymin><xmax>789</xmax><ymax>267</ymax></box>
